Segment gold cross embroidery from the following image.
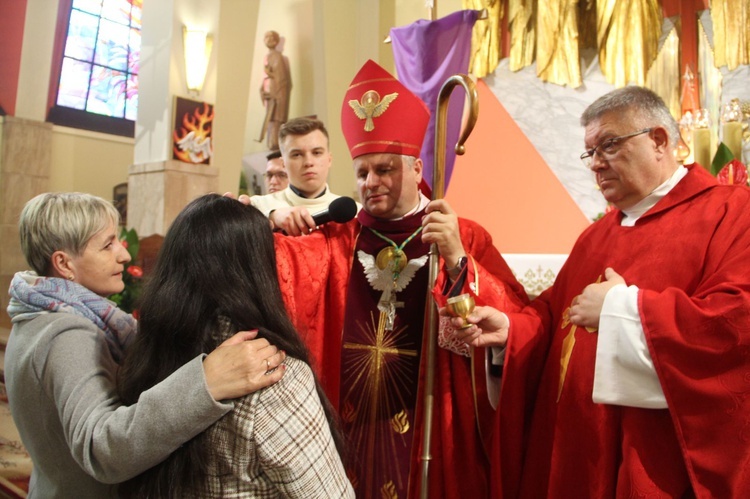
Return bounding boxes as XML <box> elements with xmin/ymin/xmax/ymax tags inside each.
<box><xmin>343</xmin><ymin>311</ymin><xmax>417</xmax><ymax>491</ymax></box>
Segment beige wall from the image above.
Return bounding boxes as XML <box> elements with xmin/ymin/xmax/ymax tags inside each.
<box><xmin>49</xmin><ymin>128</ymin><xmax>134</xmax><ymax>201</ymax></box>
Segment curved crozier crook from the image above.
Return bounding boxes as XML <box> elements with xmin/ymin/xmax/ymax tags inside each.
<box><xmin>432</xmin><ymin>74</ymin><xmax>479</xmax><ymax>200</ymax></box>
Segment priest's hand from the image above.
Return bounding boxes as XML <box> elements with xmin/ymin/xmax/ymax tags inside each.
<box><xmin>569</xmin><ymin>267</ymin><xmax>626</xmax><ymax>328</ymax></box>
<box><xmin>270</xmin><ymin>206</ymin><xmax>316</xmax><ymax>236</ymax></box>
<box><xmin>422</xmin><ymin>200</ymin><xmax>465</xmax><ymax>269</ymax></box>
<box><xmin>441</xmin><ymin>305</ymin><xmax>510</xmax><ymax>348</ymax></box>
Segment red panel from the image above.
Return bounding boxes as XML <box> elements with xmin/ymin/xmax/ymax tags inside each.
<box><xmin>0</xmin><ymin>0</ymin><xmax>29</xmax><ymax>115</ymax></box>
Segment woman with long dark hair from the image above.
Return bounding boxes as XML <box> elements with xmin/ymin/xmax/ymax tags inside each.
<box><xmin>117</xmin><ymin>194</ymin><xmax>352</xmax><ymax>498</ymax></box>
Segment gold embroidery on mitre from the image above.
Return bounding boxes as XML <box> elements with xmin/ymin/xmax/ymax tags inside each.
<box><xmin>390</xmin><ymin>409</ymin><xmax>410</xmax><ymax>434</ymax></box>
<box><xmin>381</xmin><ymin>480</ymin><xmax>398</xmax><ymax>499</ymax></box>
<box><xmin>348</xmin><ymin>90</ymin><xmax>398</xmax><ymax>132</ymax></box>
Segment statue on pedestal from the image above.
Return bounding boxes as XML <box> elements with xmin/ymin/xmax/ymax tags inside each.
<box><xmin>259</xmin><ymin>31</ymin><xmax>292</xmax><ymax>150</ymax></box>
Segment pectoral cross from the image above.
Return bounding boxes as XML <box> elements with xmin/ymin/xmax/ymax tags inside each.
<box><xmin>381</xmin><ymin>295</ymin><xmax>404</xmax><ymax>332</ymax></box>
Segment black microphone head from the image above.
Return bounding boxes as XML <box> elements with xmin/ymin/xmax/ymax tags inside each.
<box><xmin>329</xmin><ymin>196</ymin><xmax>358</xmax><ymax>223</ymax></box>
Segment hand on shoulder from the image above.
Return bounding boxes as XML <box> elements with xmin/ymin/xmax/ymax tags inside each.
<box><xmin>203</xmin><ymin>330</ymin><xmax>287</xmax><ymax>401</ymax></box>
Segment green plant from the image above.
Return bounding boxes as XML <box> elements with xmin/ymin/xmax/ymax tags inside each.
<box><xmin>109</xmin><ymin>227</ymin><xmax>143</xmax><ymax>317</ymax></box>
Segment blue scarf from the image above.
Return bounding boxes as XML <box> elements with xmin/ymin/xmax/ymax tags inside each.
<box><xmin>7</xmin><ymin>271</ymin><xmax>137</xmax><ymax>362</ymax></box>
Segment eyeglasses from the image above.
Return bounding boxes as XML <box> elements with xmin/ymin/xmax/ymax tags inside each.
<box><xmin>580</xmin><ymin>128</ymin><xmax>653</xmax><ymax>168</ymax></box>
<box><xmin>264</xmin><ymin>171</ymin><xmax>288</xmax><ymax>180</ymax></box>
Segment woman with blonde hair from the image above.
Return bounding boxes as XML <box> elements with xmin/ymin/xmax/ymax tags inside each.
<box><xmin>6</xmin><ymin>192</ymin><xmax>285</xmax><ymax>497</ymax></box>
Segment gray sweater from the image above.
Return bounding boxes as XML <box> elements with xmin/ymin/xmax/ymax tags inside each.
<box><xmin>5</xmin><ymin>312</ymin><xmax>233</xmax><ymax>498</ymax></box>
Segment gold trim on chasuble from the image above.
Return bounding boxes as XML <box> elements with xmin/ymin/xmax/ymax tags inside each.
<box><xmin>557</xmin><ymin>275</ymin><xmax>600</xmax><ymax>402</ymax></box>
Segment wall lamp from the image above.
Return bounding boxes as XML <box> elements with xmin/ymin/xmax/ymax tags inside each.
<box><xmin>183</xmin><ymin>27</ymin><xmax>213</xmax><ymax>93</ymax></box>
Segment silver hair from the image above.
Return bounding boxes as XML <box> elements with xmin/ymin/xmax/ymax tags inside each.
<box><xmin>580</xmin><ymin>86</ymin><xmax>680</xmax><ymax>148</ymax></box>
<box><xmin>401</xmin><ymin>155</ymin><xmax>417</xmax><ymax>168</ymax></box>
<box><xmin>19</xmin><ymin>192</ymin><xmax>121</xmax><ymax>275</ymax></box>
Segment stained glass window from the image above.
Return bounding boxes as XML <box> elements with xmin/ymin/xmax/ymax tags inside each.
<box><xmin>51</xmin><ymin>0</ymin><xmax>142</xmax><ymax>135</ymax></box>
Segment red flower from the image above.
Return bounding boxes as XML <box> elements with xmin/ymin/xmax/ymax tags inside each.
<box><xmin>716</xmin><ymin>159</ymin><xmax>748</xmax><ymax>186</ymax></box>
<box><xmin>126</xmin><ymin>265</ymin><xmax>143</xmax><ymax>278</ymax></box>
<box><xmin>121</xmin><ymin>240</ymin><xmax>129</xmax><ymax>249</ymax></box>
<box><xmin>132</xmin><ymin>309</ymin><xmax>140</xmax><ymax>320</ymax></box>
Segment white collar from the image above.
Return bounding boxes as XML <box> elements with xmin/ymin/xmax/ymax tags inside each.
<box><xmin>621</xmin><ymin>166</ymin><xmax>687</xmax><ymax>226</ymax></box>
<box><xmin>371</xmin><ymin>192</ymin><xmax>430</xmax><ymax>222</ymax></box>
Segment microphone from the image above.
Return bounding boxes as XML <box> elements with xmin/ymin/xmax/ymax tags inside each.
<box><xmin>312</xmin><ymin>196</ymin><xmax>358</xmax><ymax>226</ymax></box>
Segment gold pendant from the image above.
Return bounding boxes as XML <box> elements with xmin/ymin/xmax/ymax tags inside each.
<box><xmin>376</xmin><ymin>246</ymin><xmax>406</xmax><ymax>273</ymax></box>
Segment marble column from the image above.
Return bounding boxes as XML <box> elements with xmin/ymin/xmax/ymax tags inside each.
<box><xmin>127</xmin><ymin>159</ymin><xmax>218</xmax><ymax>237</ymax></box>
<box><xmin>0</xmin><ymin>116</ymin><xmax>53</xmax><ymax>328</ymax></box>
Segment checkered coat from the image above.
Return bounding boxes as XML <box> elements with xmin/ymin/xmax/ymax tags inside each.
<box><xmin>186</xmin><ymin>357</ymin><xmax>354</xmax><ymax>498</ymax></box>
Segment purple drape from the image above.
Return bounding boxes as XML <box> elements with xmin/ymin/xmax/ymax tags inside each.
<box><xmin>390</xmin><ymin>10</ymin><xmax>479</xmax><ymax>194</ymax></box>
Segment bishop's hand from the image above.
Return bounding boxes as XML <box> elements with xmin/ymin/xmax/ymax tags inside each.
<box><xmin>421</xmin><ymin>199</ymin><xmax>465</xmax><ymax>269</ymax></box>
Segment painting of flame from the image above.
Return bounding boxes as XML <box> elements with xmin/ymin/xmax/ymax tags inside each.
<box><xmin>172</xmin><ymin>97</ymin><xmax>214</xmax><ymax>164</ymax></box>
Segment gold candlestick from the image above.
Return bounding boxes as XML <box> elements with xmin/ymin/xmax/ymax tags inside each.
<box><xmin>446</xmin><ymin>293</ymin><xmax>476</xmax><ymax>329</ymax></box>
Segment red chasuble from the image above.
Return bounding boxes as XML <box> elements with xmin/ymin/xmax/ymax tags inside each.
<box><xmin>274</xmin><ymin>208</ymin><xmax>527</xmax><ymax>499</ymax></box>
<box><xmin>493</xmin><ymin>165</ymin><xmax>750</xmax><ymax>498</ymax></box>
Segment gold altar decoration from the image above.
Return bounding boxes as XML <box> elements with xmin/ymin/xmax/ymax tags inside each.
<box><xmin>507</xmin><ymin>0</ymin><xmax>535</xmax><ymax>72</ymax></box>
<box><xmin>536</xmin><ymin>0</ymin><xmax>582</xmax><ymax>87</ymax></box>
<box><xmin>466</xmin><ymin>0</ymin><xmax>503</xmax><ymax>77</ymax></box>
<box><xmin>597</xmin><ymin>0</ymin><xmax>662</xmax><ymax>87</ymax></box>
<box><xmin>465</xmin><ymin>0</ymin><xmax>664</xmax><ymax>88</ymax></box>
<box><xmin>644</xmin><ymin>19</ymin><xmax>680</xmax><ymax>119</ymax></box>
<box><xmin>711</xmin><ymin>0</ymin><xmax>750</xmax><ymax>71</ymax></box>
<box><xmin>461</xmin><ymin>0</ymin><xmax>745</xmax><ymax>106</ymax></box>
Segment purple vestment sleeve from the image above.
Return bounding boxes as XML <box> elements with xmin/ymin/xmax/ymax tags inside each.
<box><xmin>390</xmin><ymin>10</ymin><xmax>479</xmax><ymax>193</ymax></box>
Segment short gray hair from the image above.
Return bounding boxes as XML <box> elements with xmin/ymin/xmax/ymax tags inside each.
<box><xmin>401</xmin><ymin>155</ymin><xmax>417</xmax><ymax>168</ymax></box>
<box><xmin>581</xmin><ymin>86</ymin><xmax>680</xmax><ymax>148</ymax></box>
<box><xmin>19</xmin><ymin>192</ymin><xmax>120</xmax><ymax>275</ymax></box>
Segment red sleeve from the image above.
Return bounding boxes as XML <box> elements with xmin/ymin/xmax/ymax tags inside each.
<box><xmin>273</xmin><ymin>223</ymin><xmax>356</xmax><ymax>405</ymax></box>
